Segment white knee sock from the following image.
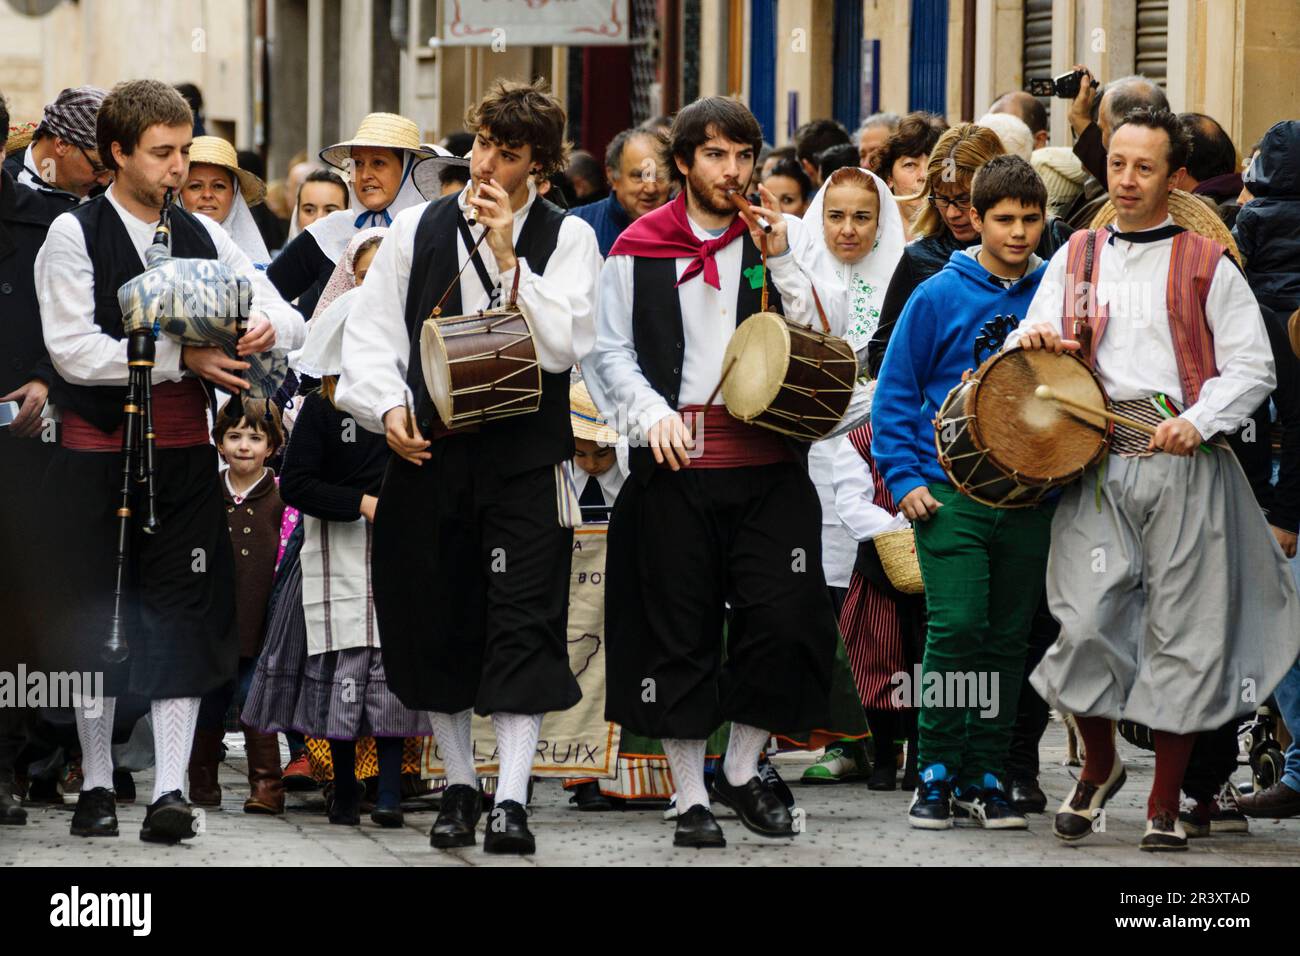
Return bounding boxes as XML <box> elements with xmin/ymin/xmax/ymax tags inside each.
<box><xmin>493</xmin><ymin>712</ymin><xmax>542</xmax><ymax>806</ymax></box>
<box><xmin>74</xmin><ymin>696</ymin><xmax>117</xmax><ymax>792</ymax></box>
<box><xmin>152</xmin><ymin>697</ymin><xmax>200</xmax><ymax>803</ymax></box>
<box><xmin>724</xmin><ymin>722</ymin><xmax>769</xmax><ymax>787</ymax></box>
<box><xmin>663</xmin><ymin>738</ymin><xmax>709</xmax><ymax>812</ymax></box>
<box><xmin>430</xmin><ymin>710</ymin><xmax>477</xmax><ymax>789</ymax></box>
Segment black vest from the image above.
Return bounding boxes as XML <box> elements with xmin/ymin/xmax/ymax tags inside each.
<box><xmin>628</xmin><ymin>236</ymin><xmax>794</xmax><ymax>481</ymax></box>
<box><xmin>403</xmin><ymin>193</ymin><xmax>573</xmax><ymax>476</ymax></box>
<box><xmin>52</xmin><ymin>197</ymin><xmax>218</xmax><ymax>432</ymax></box>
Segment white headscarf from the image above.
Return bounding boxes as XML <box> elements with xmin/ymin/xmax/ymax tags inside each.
<box><xmin>218</xmin><ymin>191</ymin><xmax>272</xmax><ymax>266</ymax></box>
<box><xmin>290</xmin><ymin>226</ymin><xmax>389</xmax><ymax>378</ymax></box>
<box><xmin>791</xmin><ymin>167</ymin><xmax>906</xmax><ymax>354</ymax></box>
<box><xmin>304</xmin><ymin>150</ymin><xmax>429</xmax><ymax>264</ymax></box>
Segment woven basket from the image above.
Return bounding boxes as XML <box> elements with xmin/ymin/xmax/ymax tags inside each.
<box><xmin>874</xmin><ymin>528</ymin><xmax>924</xmax><ymax>595</ymax></box>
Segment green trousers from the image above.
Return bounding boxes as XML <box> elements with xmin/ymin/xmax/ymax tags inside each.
<box><xmin>912</xmin><ymin>483</ymin><xmax>1053</xmax><ymax>787</ymax></box>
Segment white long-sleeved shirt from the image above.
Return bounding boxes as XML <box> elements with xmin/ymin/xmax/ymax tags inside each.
<box><xmin>808</xmin><ymin>436</ymin><xmax>862</xmax><ymax>588</ymax></box>
<box><xmin>832</xmin><ymin>432</ymin><xmax>909</xmax><ymax>542</ymax></box>
<box><xmin>585</xmin><ymin>213</ymin><xmax>824</xmax><ymax>437</ymax></box>
<box><xmin>1006</xmin><ymin>217</ymin><xmax>1275</xmax><ymax>439</ymax></box>
<box><xmin>35</xmin><ymin>183</ymin><xmax>304</xmax><ymax>388</ymax></box>
<box><xmin>335</xmin><ymin>181</ymin><xmax>603</xmax><ymax>434</ymax></box>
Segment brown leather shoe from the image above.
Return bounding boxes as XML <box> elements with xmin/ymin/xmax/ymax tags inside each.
<box><xmin>188</xmin><ymin>729</ymin><xmax>225</xmax><ymax>807</ymax></box>
<box><xmin>242</xmin><ymin>729</ymin><xmax>285</xmax><ymax>815</ymax></box>
<box><xmin>1235</xmin><ymin>781</ymin><xmax>1300</xmax><ymax>819</ymax></box>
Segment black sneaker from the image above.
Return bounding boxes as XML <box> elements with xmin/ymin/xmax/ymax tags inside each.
<box><xmin>953</xmin><ymin>775</ymin><xmax>1028</xmax><ymax>830</ymax></box>
<box><xmin>907</xmin><ymin>764</ymin><xmax>953</xmax><ymax>830</ymax></box>
<box><xmin>70</xmin><ymin>787</ymin><xmax>119</xmax><ymax>837</ymax></box>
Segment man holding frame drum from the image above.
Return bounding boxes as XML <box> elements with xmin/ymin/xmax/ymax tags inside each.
<box><xmin>1010</xmin><ymin>107</ymin><xmax>1300</xmax><ymax>852</ymax></box>
<box><xmin>585</xmin><ymin>96</ymin><xmax>840</xmax><ymax>849</ymax></box>
<box><xmin>335</xmin><ymin>78</ymin><xmax>601</xmax><ymax>856</ymax></box>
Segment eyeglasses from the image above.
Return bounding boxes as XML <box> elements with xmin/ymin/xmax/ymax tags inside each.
<box><xmin>78</xmin><ymin>146</ymin><xmax>110</xmax><ymax>177</ymax></box>
<box><xmin>928</xmin><ymin>193</ymin><xmax>971</xmax><ymax>212</ymax></box>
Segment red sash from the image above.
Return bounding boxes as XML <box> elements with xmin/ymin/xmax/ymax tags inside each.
<box><xmin>666</xmin><ymin>404</ymin><xmax>794</xmax><ymax>469</ymax></box>
<box><xmin>63</xmin><ymin>378</ymin><xmax>211</xmax><ymax>451</ymax></box>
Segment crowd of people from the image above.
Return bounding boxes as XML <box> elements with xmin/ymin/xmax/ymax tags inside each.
<box><xmin>2</xmin><ymin>65</ymin><xmax>1299</xmax><ymax>858</ymax></box>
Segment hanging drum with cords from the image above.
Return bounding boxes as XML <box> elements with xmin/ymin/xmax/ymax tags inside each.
<box><xmin>419</xmin><ymin>259</ymin><xmax>543</xmax><ymax>428</ymax></box>
<box><xmin>934</xmin><ymin>348</ymin><xmax>1112</xmax><ymax>508</ymax></box>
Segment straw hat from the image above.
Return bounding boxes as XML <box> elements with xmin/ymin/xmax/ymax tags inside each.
<box><xmin>1090</xmin><ymin>188</ymin><xmax>1242</xmax><ymax>266</ymax></box>
<box><xmin>187</xmin><ymin>136</ymin><xmax>266</xmax><ymax>205</ymax></box>
<box><xmin>570</xmin><ymin>381</ymin><xmax>620</xmax><ymax>445</ymax></box>
<box><xmin>319</xmin><ymin>113</ymin><xmax>436</xmax><ymax>171</ymax></box>
<box><xmin>6</xmin><ymin>122</ymin><xmax>37</xmax><ymax>158</ymax></box>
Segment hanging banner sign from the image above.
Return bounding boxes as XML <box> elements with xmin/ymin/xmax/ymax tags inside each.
<box><xmin>442</xmin><ymin>0</ymin><xmax>630</xmax><ymax>46</ymax></box>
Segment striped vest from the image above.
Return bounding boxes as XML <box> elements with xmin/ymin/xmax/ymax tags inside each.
<box><xmin>1061</xmin><ymin>227</ymin><xmax>1224</xmax><ymax>405</ymax></box>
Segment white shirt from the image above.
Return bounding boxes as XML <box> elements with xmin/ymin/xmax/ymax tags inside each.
<box><xmin>572</xmin><ymin>463</ymin><xmax>627</xmax><ymax>507</ymax></box>
<box><xmin>1008</xmin><ymin>217</ymin><xmax>1275</xmax><ymax>439</ymax></box>
<box><xmin>335</xmin><ymin>181</ymin><xmax>603</xmax><ymax>434</ymax></box>
<box><xmin>35</xmin><ymin>183</ymin><xmax>305</xmax><ymax>388</ymax></box>
<box><xmin>832</xmin><ymin>433</ymin><xmax>909</xmax><ymax>541</ymax></box>
<box><xmin>586</xmin><ymin>213</ymin><xmax>824</xmax><ymax>436</ymax></box>
<box><xmin>808</xmin><ymin>436</ymin><xmax>861</xmax><ymax>588</ymax></box>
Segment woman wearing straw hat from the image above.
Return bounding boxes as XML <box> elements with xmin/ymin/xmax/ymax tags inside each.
<box><xmin>268</xmin><ymin>112</ymin><xmax>435</xmax><ymax>318</ymax></box>
<box><xmin>179</xmin><ymin>135</ymin><xmax>272</xmax><ymax>265</ymax></box>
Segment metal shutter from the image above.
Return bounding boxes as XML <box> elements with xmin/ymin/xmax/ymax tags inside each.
<box><xmin>908</xmin><ymin>0</ymin><xmax>948</xmax><ymax>115</ymax></box>
<box><xmin>1023</xmin><ymin>0</ymin><xmax>1053</xmax><ymax>118</ymax></box>
<box><xmin>1136</xmin><ymin>0</ymin><xmax>1169</xmax><ymax>90</ymax></box>
<box><xmin>832</xmin><ymin>0</ymin><xmax>863</xmax><ymax>131</ymax></box>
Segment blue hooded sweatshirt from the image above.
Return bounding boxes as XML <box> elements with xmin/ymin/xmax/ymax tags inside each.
<box><xmin>872</xmin><ymin>246</ymin><xmax>1046</xmax><ymax>503</ymax></box>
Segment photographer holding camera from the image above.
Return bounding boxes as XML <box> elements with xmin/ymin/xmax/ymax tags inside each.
<box><xmin>1063</xmin><ymin>64</ymin><xmax>1169</xmax><ymax>187</ymax></box>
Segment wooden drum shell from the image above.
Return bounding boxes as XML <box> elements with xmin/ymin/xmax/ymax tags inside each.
<box><xmin>419</xmin><ymin>309</ymin><xmax>542</xmax><ymax>428</ymax></box>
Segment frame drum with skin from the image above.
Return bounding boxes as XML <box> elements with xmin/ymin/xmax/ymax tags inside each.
<box><xmin>934</xmin><ymin>349</ymin><xmax>1111</xmax><ymax>508</ymax></box>
<box><xmin>721</xmin><ymin>311</ymin><xmax>858</xmax><ymax>440</ymax></box>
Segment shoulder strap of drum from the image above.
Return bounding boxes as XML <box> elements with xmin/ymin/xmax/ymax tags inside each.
<box><xmin>456</xmin><ymin>213</ymin><xmax>498</xmax><ymax>300</ymax></box>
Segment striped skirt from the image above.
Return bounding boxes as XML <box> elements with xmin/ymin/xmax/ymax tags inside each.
<box><xmin>839</xmin><ymin>541</ymin><xmax>926</xmax><ymax>712</ymax></box>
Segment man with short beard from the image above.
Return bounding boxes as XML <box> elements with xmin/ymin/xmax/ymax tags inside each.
<box><xmin>586</xmin><ymin>96</ymin><xmax>841</xmax><ymax>848</ymax></box>
<box><xmin>336</xmin><ymin>78</ymin><xmax>602</xmax><ymax>856</ymax></box>
<box><xmin>34</xmin><ymin>79</ymin><xmax>303</xmax><ymax>845</ymax></box>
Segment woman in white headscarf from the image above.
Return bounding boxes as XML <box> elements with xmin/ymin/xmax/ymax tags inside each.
<box><xmin>268</xmin><ymin>113</ymin><xmax>435</xmax><ymax>319</ymax></box>
<box><xmin>789</xmin><ymin>166</ymin><xmax>916</xmax><ymax>787</ymax></box>
<box><xmin>179</xmin><ymin>136</ymin><xmax>272</xmax><ymax>265</ymax></box>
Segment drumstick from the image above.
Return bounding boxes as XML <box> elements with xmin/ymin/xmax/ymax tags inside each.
<box><xmin>726</xmin><ymin>189</ymin><xmax>772</xmax><ymax>234</ymax></box>
<box><xmin>404</xmin><ymin>396</ymin><xmax>416</xmax><ymax>438</ymax></box>
<box><xmin>1034</xmin><ymin>385</ymin><xmax>1157</xmax><ymax>435</ymax></box>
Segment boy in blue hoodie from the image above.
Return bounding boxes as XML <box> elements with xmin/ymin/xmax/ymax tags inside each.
<box><xmin>872</xmin><ymin>155</ymin><xmax>1055</xmax><ymax>831</ymax></box>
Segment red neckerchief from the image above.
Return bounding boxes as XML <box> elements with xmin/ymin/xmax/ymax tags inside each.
<box><xmin>608</xmin><ymin>191</ymin><xmax>748</xmax><ymax>289</ymax></box>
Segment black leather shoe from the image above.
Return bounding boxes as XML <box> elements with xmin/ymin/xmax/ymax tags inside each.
<box><xmin>569</xmin><ymin>780</ymin><xmax>614</xmax><ymax>811</ymax></box>
<box><xmin>0</xmin><ymin>781</ymin><xmax>26</xmax><ymax>825</ymax></box>
<box><xmin>139</xmin><ymin>790</ymin><xmax>198</xmax><ymax>844</ymax></box>
<box><xmin>327</xmin><ymin>779</ymin><xmax>363</xmax><ymax>826</ymax></box>
<box><xmin>483</xmin><ymin>799</ymin><xmax>535</xmax><ymax>854</ymax></box>
<box><xmin>674</xmin><ymin>804</ymin><xmax>726</xmax><ymax>848</ymax></box>
<box><xmin>867</xmin><ymin>763</ymin><xmax>898</xmax><ymax>791</ymax></box>
<box><xmin>70</xmin><ymin>787</ymin><xmax>119</xmax><ymax>837</ymax></box>
<box><xmin>710</xmin><ymin>772</ymin><xmax>795</xmax><ymax>838</ymax></box>
<box><xmin>370</xmin><ymin>803</ymin><xmax>404</xmax><ymax>828</ymax></box>
<box><xmin>430</xmin><ymin>784</ymin><xmax>482</xmax><ymax>848</ymax></box>
<box><xmin>1008</xmin><ymin>777</ymin><xmax>1048</xmax><ymax>814</ymax></box>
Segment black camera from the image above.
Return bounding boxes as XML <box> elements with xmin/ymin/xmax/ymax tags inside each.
<box><xmin>1025</xmin><ymin>70</ymin><xmax>1100</xmax><ymax>99</ymax></box>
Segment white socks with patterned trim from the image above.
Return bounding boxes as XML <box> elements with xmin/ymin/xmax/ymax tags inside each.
<box><xmin>663</xmin><ymin>738</ymin><xmax>709</xmax><ymax>812</ymax></box>
<box><xmin>493</xmin><ymin>712</ymin><xmax>542</xmax><ymax>806</ymax></box>
<box><xmin>430</xmin><ymin>709</ymin><xmax>477</xmax><ymax>789</ymax></box>
<box><xmin>74</xmin><ymin>696</ymin><xmax>117</xmax><ymax>792</ymax></box>
<box><xmin>724</xmin><ymin>722</ymin><xmax>769</xmax><ymax>787</ymax></box>
<box><xmin>153</xmin><ymin>697</ymin><xmax>200</xmax><ymax>803</ymax></box>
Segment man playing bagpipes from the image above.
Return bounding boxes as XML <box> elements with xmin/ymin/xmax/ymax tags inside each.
<box><xmin>33</xmin><ymin>80</ymin><xmax>303</xmax><ymax>844</ymax></box>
